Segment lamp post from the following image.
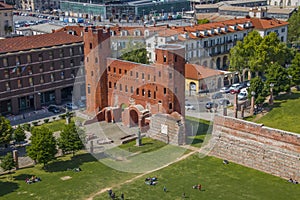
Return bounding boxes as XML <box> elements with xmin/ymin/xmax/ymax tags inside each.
<box><xmin>250</xmin><ymin>91</ymin><xmax>256</xmax><ymax>115</ymax></box>
<box><xmin>142</xmin><ymin>9</ymin><xmax>145</xmax><ymax>20</ymax></box>
<box><xmin>269</xmin><ymin>83</ymin><xmax>274</xmax><ymax>105</ymax></box>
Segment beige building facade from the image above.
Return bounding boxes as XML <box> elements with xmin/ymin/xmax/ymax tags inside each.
<box><xmin>0</xmin><ymin>2</ymin><xmax>13</xmax><ymax>38</ymax></box>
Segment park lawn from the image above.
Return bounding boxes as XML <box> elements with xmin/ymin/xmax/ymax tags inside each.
<box><xmin>185</xmin><ymin>116</ymin><xmax>212</xmax><ymax>148</ymax></box>
<box><xmin>36</xmin><ymin>118</ymin><xmax>75</xmax><ymax>132</ymax></box>
<box><xmin>0</xmin><ymin>151</ymin><xmax>137</xmax><ymax>200</ymax></box>
<box><xmin>255</xmin><ymin>91</ymin><xmax>300</xmax><ymax>134</ymax></box>
<box><xmin>94</xmin><ymin>154</ymin><xmax>300</xmax><ymax>200</ymax></box>
<box><xmin>118</xmin><ymin>137</ymin><xmax>167</xmax><ymax>153</ymax></box>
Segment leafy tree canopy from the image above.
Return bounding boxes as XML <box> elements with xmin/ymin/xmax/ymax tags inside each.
<box><xmin>0</xmin><ymin>152</ymin><xmax>16</xmax><ymax>172</ymax></box>
<box><xmin>26</xmin><ymin>127</ymin><xmax>57</xmax><ymax>167</ymax></box>
<box><xmin>287</xmin><ymin>9</ymin><xmax>300</xmax><ymax>46</ymax></box>
<box><xmin>288</xmin><ymin>52</ymin><xmax>300</xmax><ymax>86</ymax></box>
<box><xmin>247</xmin><ymin>76</ymin><xmax>266</xmax><ymax>105</ymax></box>
<box><xmin>0</xmin><ymin>116</ymin><xmax>13</xmax><ymax>146</ymax></box>
<box><xmin>58</xmin><ymin>122</ymin><xmax>84</xmax><ymax>156</ymax></box>
<box><xmin>197</xmin><ymin>18</ymin><xmax>210</xmax><ymax>25</ymax></box>
<box><xmin>265</xmin><ymin>63</ymin><xmax>291</xmax><ymax>95</ymax></box>
<box><xmin>120</xmin><ymin>41</ymin><xmax>149</xmax><ymax>64</ymax></box>
<box><xmin>13</xmin><ymin>126</ymin><xmax>26</xmax><ymax>144</ymax></box>
<box><xmin>229</xmin><ymin>31</ymin><xmax>293</xmax><ymax>73</ymax></box>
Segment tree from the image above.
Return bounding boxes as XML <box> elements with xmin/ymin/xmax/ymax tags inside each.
<box><xmin>13</xmin><ymin>126</ymin><xmax>26</xmax><ymax>144</ymax></box>
<box><xmin>197</xmin><ymin>18</ymin><xmax>209</xmax><ymax>24</ymax></box>
<box><xmin>265</xmin><ymin>63</ymin><xmax>291</xmax><ymax>95</ymax></box>
<box><xmin>58</xmin><ymin>122</ymin><xmax>84</xmax><ymax>156</ymax></box>
<box><xmin>121</xmin><ymin>48</ymin><xmax>149</xmax><ymax>64</ymax></box>
<box><xmin>26</xmin><ymin>127</ymin><xmax>57</xmax><ymax>167</ymax></box>
<box><xmin>0</xmin><ymin>153</ymin><xmax>16</xmax><ymax>173</ymax></box>
<box><xmin>288</xmin><ymin>52</ymin><xmax>300</xmax><ymax>86</ymax></box>
<box><xmin>0</xmin><ymin>116</ymin><xmax>13</xmax><ymax>146</ymax></box>
<box><xmin>288</xmin><ymin>10</ymin><xmax>300</xmax><ymax>46</ymax></box>
<box><xmin>229</xmin><ymin>31</ymin><xmax>262</xmax><ymax>72</ymax></box>
<box><xmin>247</xmin><ymin>76</ymin><xmax>266</xmax><ymax>106</ymax></box>
<box><xmin>229</xmin><ymin>31</ymin><xmax>293</xmax><ymax>74</ymax></box>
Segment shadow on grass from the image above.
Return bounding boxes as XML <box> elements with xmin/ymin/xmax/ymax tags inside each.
<box><xmin>13</xmin><ymin>173</ymin><xmax>35</xmax><ymax>181</ymax></box>
<box><xmin>275</xmin><ymin>92</ymin><xmax>300</xmax><ymax>101</ymax></box>
<box><xmin>0</xmin><ymin>181</ymin><xmax>19</xmax><ymax>197</ymax></box>
<box><xmin>44</xmin><ymin>153</ymin><xmax>101</xmax><ymax>172</ymax></box>
<box><xmin>185</xmin><ymin>117</ymin><xmax>211</xmax><ymax>146</ymax></box>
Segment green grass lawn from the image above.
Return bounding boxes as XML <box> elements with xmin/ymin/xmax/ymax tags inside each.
<box><xmin>254</xmin><ymin>91</ymin><xmax>300</xmax><ymax>133</ymax></box>
<box><xmin>0</xmin><ymin>151</ymin><xmax>137</xmax><ymax>200</ymax></box>
<box><xmin>94</xmin><ymin>154</ymin><xmax>300</xmax><ymax>200</ymax></box>
<box><xmin>34</xmin><ymin>118</ymin><xmax>75</xmax><ymax>132</ymax></box>
<box><xmin>185</xmin><ymin>116</ymin><xmax>212</xmax><ymax>148</ymax></box>
<box><xmin>118</xmin><ymin>137</ymin><xmax>167</xmax><ymax>153</ymax></box>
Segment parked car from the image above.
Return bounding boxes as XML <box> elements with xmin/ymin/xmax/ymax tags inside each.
<box><xmin>212</xmin><ymin>92</ymin><xmax>223</xmax><ymax>99</ymax></box>
<box><xmin>219</xmin><ymin>99</ymin><xmax>230</xmax><ymax>106</ymax></box>
<box><xmin>205</xmin><ymin>102</ymin><xmax>218</xmax><ymax>110</ymax></box>
<box><xmin>65</xmin><ymin>103</ymin><xmax>78</xmax><ymax>110</ymax></box>
<box><xmin>229</xmin><ymin>83</ymin><xmax>242</xmax><ymax>94</ymax></box>
<box><xmin>48</xmin><ymin>105</ymin><xmax>61</xmax><ymax>113</ymax></box>
<box><xmin>77</xmin><ymin>100</ymin><xmax>86</xmax><ymax>108</ymax></box>
<box><xmin>185</xmin><ymin>103</ymin><xmax>195</xmax><ymax>110</ymax></box>
<box><xmin>238</xmin><ymin>92</ymin><xmax>248</xmax><ymax>100</ymax></box>
<box><xmin>219</xmin><ymin>86</ymin><xmax>231</xmax><ymax>93</ymax></box>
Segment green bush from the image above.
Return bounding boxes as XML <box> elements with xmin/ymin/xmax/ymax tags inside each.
<box><xmin>44</xmin><ymin>118</ymin><xmax>50</xmax><ymax>123</ymax></box>
<box><xmin>32</xmin><ymin>121</ymin><xmax>39</xmax><ymax>126</ymax></box>
<box><xmin>59</xmin><ymin>114</ymin><xmax>66</xmax><ymax>119</ymax></box>
<box><xmin>22</xmin><ymin>123</ymin><xmax>31</xmax><ymax>131</ymax></box>
<box><xmin>52</xmin><ymin>117</ymin><xmax>56</xmax><ymax>121</ymax></box>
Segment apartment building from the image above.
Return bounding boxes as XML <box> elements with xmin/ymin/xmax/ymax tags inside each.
<box><xmin>0</xmin><ymin>1</ymin><xmax>13</xmax><ymax>38</ymax></box>
<box><xmin>0</xmin><ymin>32</ymin><xmax>84</xmax><ymax>115</ymax></box>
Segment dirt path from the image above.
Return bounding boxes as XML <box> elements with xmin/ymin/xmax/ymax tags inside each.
<box><xmin>85</xmin><ymin>149</ymin><xmax>197</xmax><ymax>200</ymax></box>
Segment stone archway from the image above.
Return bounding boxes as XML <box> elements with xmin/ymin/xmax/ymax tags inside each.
<box><xmin>129</xmin><ymin>109</ymin><xmax>139</xmax><ymax>127</ymax></box>
<box><xmin>210</xmin><ymin>59</ymin><xmax>215</xmax><ymax>68</ymax></box>
<box><xmin>216</xmin><ymin>57</ymin><xmax>221</xmax><ymax>69</ymax></box>
<box><xmin>223</xmin><ymin>56</ymin><xmax>228</xmax><ymax>70</ymax></box>
<box><xmin>189</xmin><ymin>82</ymin><xmax>196</xmax><ymax>96</ymax></box>
<box><xmin>217</xmin><ymin>77</ymin><xmax>222</xmax><ymax>88</ymax></box>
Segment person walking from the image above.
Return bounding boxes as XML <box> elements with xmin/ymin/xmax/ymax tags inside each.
<box><xmin>121</xmin><ymin>192</ymin><xmax>124</xmax><ymax>200</ymax></box>
<box><xmin>163</xmin><ymin>186</ymin><xmax>167</xmax><ymax>192</ymax></box>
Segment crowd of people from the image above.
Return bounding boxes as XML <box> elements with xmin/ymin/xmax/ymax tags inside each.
<box><xmin>25</xmin><ymin>175</ymin><xmax>41</xmax><ymax>184</ymax></box>
<box><xmin>145</xmin><ymin>177</ymin><xmax>158</xmax><ymax>186</ymax></box>
<box><xmin>288</xmin><ymin>178</ymin><xmax>298</xmax><ymax>184</ymax></box>
<box><xmin>107</xmin><ymin>189</ymin><xmax>124</xmax><ymax>200</ymax></box>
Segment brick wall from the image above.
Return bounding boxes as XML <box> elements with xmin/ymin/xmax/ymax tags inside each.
<box><xmin>206</xmin><ymin>115</ymin><xmax>300</xmax><ymax>180</ymax></box>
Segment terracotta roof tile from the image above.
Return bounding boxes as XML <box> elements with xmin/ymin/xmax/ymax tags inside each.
<box><xmin>0</xmin><ymin>32</ymin><xmax>83</xmax><ymax>54</ymax></box>
<box><xmin>0</xmin><ymin>2</ymin><xmax>13</xmax><ymax>10</ymax></box>
<box><xmin>185</xmin><ymin>64</ymin><xmax>224</xmax><ymax>80</ymax></box>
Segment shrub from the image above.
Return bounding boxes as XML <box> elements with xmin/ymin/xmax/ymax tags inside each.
<box><xmin>32</xmin><ymin>121</ymin><xmax>39</xmax><ymax>126</ymax></box>
<box><xmin>52</xmin><ymin>117</ymin><xmax>56</xmax><ymax>121</ymax></box>
<box><xmin>44</xmin><ymin>119</ymin><xmax>50</xmax><ymax>123</ymax></box>
<box><xmin>22</xmin><ymin>123</ymin><xmax>31</xmax><ymax>131</ymax></box>
<box><xmin>59</xmin><ymin>114</ymin><xmax>66</xmax><ymax>119</ymax></box>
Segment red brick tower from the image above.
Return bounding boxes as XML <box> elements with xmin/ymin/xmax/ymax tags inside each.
<box><xmin>84</xmin><ymin>26</ymin><xmax>111</xmax><ymax>115</ymax></box>
<box><xmin>154</xmin><ymin>44</ymin><xmax>186</xmax><ymax>115</ymax></box>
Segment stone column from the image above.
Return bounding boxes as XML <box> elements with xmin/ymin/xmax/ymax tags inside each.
<box><xmin>90</xmin><ymin>140</ymin><xmax>94</xmax><ymax>154</ymax></box>
<box><xmin>241</xmin><ymin>105</ymin><xmax>244</xmax><ymax>118</ymax></box>
<box><xmin>11</xmin><ymin>97</ymin><xmax>19</xmax><ymax>115</ymax></box>
<box><xmin>13</xmin><ymin>150</ymin><xmax>19</xmax><ymax>169</ymax></box>
<box><xmin>233</xmin><ymin>93</ymin><xmax>238</xmax><ymax>118</ymax></box>
<box><xmin>250</xmin><ymin>95</ymin><xmax>255</xmax><ymax>115</ymax></box>
<box><xmin>55</xmin><ymin>89</ymin><xmax>62</xmax><ymax>105</ymax></box>
<box><xmin>223</xmin><ymin>107</ymin><xmax>227</xmax><ymax>116</ymax></box>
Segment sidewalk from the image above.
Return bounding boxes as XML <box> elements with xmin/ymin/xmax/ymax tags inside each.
<box><xmin>6</xmin><ymin>108</ymin><xmax>58</xmax><ymax>126</ymax></box>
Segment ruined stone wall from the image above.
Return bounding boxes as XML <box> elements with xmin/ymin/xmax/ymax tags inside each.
<box><xmin>147</xmin><ymin>113</ymin><xmax>186</xmax><ymax>145</ymax></box>
<box><xmin>207</xmin><ymin>115</ymin><xmax>300</xmax><ymax>180</ymax></box>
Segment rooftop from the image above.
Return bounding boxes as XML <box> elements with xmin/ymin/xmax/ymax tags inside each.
<box><xmin>0</xmin><ymin>32</ymin><xmax>83</xmax><ymax>54</ymax></box>
<box><xmin>0</xmin><ymin>1</ymin><xmax>13</xmax><ymax>10</ymax></box>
